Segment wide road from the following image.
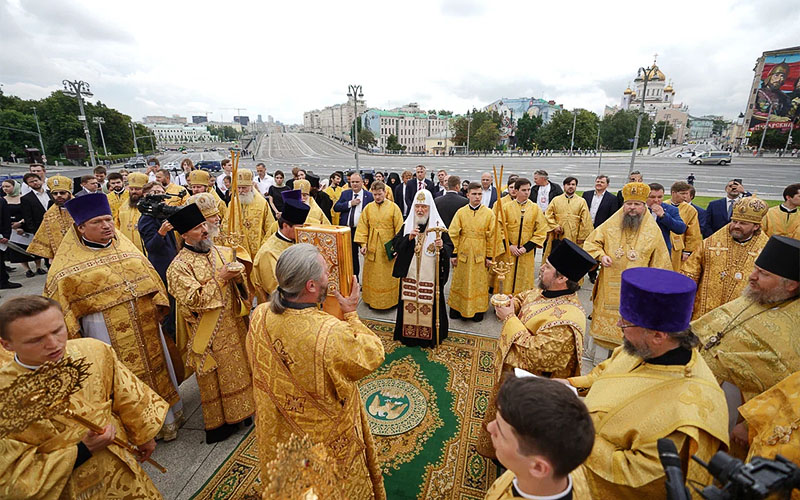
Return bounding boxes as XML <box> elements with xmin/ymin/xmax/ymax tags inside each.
<box><xmin>2</xmin><ymin>133</ymin><xmax>796</xmax><ymax>199</ymax></box>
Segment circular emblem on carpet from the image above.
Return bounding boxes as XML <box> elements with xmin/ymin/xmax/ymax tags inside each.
<box><xmin>360</xmin><ymin>378</ymin><xmax>428</xmax><ymax>436</ymax></box>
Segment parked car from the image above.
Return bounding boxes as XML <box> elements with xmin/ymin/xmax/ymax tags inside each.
<box><xmin>690</xmin><ymin>151</ymin><xmax>732</xmax><ymax>165</ymax></box>
<box><xmin>164</xmin><ymin>161</ymin><xmax>178</xmax><ymax>169</ymax></box>
<box><xmin>195</xmin><ymin>160</ymin><xmax>222</xmax><ymax>172</ymax></box>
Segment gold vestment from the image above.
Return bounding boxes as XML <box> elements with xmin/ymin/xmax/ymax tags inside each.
<box><xmin>167</xmin><ymin>245</ymin><xmax>255</xmax><ymax>429</ymax></box>
<box><xmin>543</xmin><ymin>194</ymin><xmax>592</xmax><ymax>261</ymax></box>
<box><xmin>164</xmin><ymin>182</ymin><xmax>188</xmax><ymax>206</ymax></box>
<box><xmin>484</xmin><ymin>468</ymin><xmax>592</xmax><ymax>500</ymax></box>
<box><xmin>354</xmin><ymin>200</ymin><xmax>404</xmax><ymax>309</ymax></box>
<box><xmin>324</xmin><ymin>185</ymin><xmax>344</xmax><ymax>224</ymax></box>
<box><xmin>494</xmin><ymin>199</ymin><xmax>548</xmax><ymax>294</ymax></box>
<box><xmin>762</xmin><ymin>205</ymin><xmax>800</xmax><ymax>239</ymax></box>
<box><xmin>681</xmin><ymin>227</ymin><xmax>769</xmax><ymax>319</ymax></box>
<box><xmin>670</xmin><ymin>202</ymin><xmax>703</xmax><ymax>272</ymax></box>
<box><xmin>252</xmin><ymin>232</ymin><xmax>294</xmax><ymax>301</ymax></box>
<box><xmin>583</xmin><ymin>210</ymin><xmax>671</xmax><ymax>348</ymax></box>
<box><xmin>448</xmin><ymin>204</ymin><xmax>498</xmax><ymax>317</ymax></box>
<box><xmin>0</xmin><ymin>338</ymin><xmax>168</xmax><ymax>500</ymax></box>
<box><xmin>115</xmin><ymin>201</ymin><xmax>145</xmax><ymax>253</ymax></box>
<box><xmin>26</xmin><ymin>204</ymin><xmax>73</xmax><ymax>260</ymax></box>
<box><xmin>247</xmin><ymin>305</ymin><xmax>386</xmax><ymax>499</ymax></box>
<box><xmin>227</xmin><ymin>194</ymin><xmax>275</xmax><ymax>260</ymax></box>
<box><xmin>568</xmin><ymin>347</ymin><xmax>729</xmax><ymax>499</ymax></box>
<box><xmin>106</xmin><ymin>189</ymin><xmax>128</xmax><ymax>221</ymax></box>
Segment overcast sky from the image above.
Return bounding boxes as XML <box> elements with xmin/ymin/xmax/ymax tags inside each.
<box><xmin>2</xmin><ymin>0</ymin><xmax>799</xmax><ymax>124</ymax></box>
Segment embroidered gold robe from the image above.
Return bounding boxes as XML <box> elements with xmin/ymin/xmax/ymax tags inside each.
<box><xmin>568</xmin><ymin>347</ymin><xmax>729</xmax><ymax>500</ymax></box>
<box><xmin>762</xmin><ymin>205</ymin><xmax>800</xmax><ymax>239</ymax></box>
<box><xmin>227</xmin><ymin>194</ymin><xmax>276</xmax><ymax>260</ymax></box>
<box><xmin>582</xmin><ymin>211</ymin><xmax>671</xmax><ymax>349</ymax></box>
<box><xmin>106</xmin><ymin>189</ymin><xmax>128</xmax><ymax>221</ymax></box>
<box><xmin>167</xmin><ymin>245</ymin><xmax>255</xmax><ymax>429</ymax></box>
<box><xmin>164</xmin><ymin>182</ymin><xmax>188</xmax><ymax>206</ymax></box>
<box><xmin>484</xmin><ymin>468</ymin><xmax>592</xmax><ymax>500</ymax></box>
<box><xmin>324</xmin><ymin>185</ymin><xmax>344</xmax><ymax>224</ymax></box>
<box><xmin>669</xmin><ymin>201</ymin><xmax>703</xmax><ymax>272</ymax></box>
<box><xmin>115</xmin><ymin>201</ymin><xmax>145</xmax><ymax>253</ymax></box>
<box><xmin>543</xmin><ymin>194</ymin><xmax>592</xmax><ymax>262</ymax></box>
<box><xmin>494</xmin><ymin>199</ymin><xmax>548</xmax><ymax>295</ymax></box>
<box><xmin>478</xmin><ymin>288</ymin><xmax>586</xmax><ymax>459</ymax></box>
<box><xmin>246</xmin><ymin>304</ymin><xmax>386</xmax><ymax>500</ymax></box>
<box><xmin>692</xmin><ymin>295</ymin><xmax>800</xmax><ymax>403</ymax></box>
<box><xmin>264</xmin><ymin>199</ymin><xmax>330</xmax><ymax>240</ymax></box>
<box><xmin>26</xmin><ymin>204</ymin><xmax>73</xmax><ymax>260</ymax></box>
<box><xmin>354</xmin><ymin>200</ymin><xmax>404</xmax><ymax>309</ymax></box>
<box><xmin>0</xmin><ymin>338</ymin><xmax>168</xmax><ymax>500</ymax></box>
<box><xmin>448</xmin><ymin>204</ymin><xmax>498</xmax><ymax>317</ymax></box>
<box><xmin>252</xmin><ymin>232</ymin><xmax>294</xmax><ymax>302</ymax></box>
<box><xmin>44</xmin><ymin>229</ymin><xmax>179</xmax><ymax>407</ymax></box>
<box><xmin>681</xmin><ymin>227</ymin><xmax>769</xmax><ymax>319</ymax></box>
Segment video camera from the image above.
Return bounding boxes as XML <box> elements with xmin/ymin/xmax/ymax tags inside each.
<box><xmin>136</xmin><ymin>192</ymin><xmax>184</xmax><ymax>220</ymax></box>
<box><xmin>658</xmin><ymin>438</ymin><xmax>800</xmax><ymax>500</ymax></box>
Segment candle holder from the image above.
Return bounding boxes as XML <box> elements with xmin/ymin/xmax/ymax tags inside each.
<box><xmin>490</xmin><ymin>260</ymin><xmax>512</xmax><ymax>308</ymax></box>
<box><xmin>220</xmin><ymin>229</ymin><xmax>245</xmax><ymax>273</ymax></box>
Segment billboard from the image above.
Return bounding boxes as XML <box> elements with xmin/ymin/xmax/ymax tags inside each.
<box><xmin>749</xmin><ymin>52</ymin><xmax>800</xmax><ymax>131</ymax></box>
<box><xmin>192</xmin><ymin>115</ymin><xmax>208</xmax><ymax>124</ymax></box>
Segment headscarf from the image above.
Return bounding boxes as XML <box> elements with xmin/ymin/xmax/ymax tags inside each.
<box><xmin>2</xmin><ymin>179</ymin><xmax>21</xmax><ymax>198</ymax></box>
<box><xmin>402</xmin><ymin>189</ymin><xmax>446</xmax><ymax>254</ymax></box>
<box><xmin>387</xmin><ymin>172</ymin><xmax>401</xmax><ymax>189</ymax></box>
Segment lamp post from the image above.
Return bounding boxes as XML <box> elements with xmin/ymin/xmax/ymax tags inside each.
<box><xmin>130</xmin><ymin>122</ymin><xmax>139</xmax><ymax>155</ymax></box>
<box><xmin>93</xmin><ymin>117</ymin><xmax>108</xmax><ymax>157</ymax></box>
<box><xmin>629</xmin><ymin>63</ymin><xmax>655</xmax><ymax>174</ymax></box>
<box><xmin>569</xmin><ymin>109</ymin><xmax>577</xmax><ymax>155</ymax></box>
<box><xmin>346</xmin><ymin>84</ymin><xmax>363</xmax><ymax>173</ymax></box>
<box><xmin>466</xmin><ymin>114</ymin><xmax>473</xmax><ymax>155</ymax></box>
<box><xmin>31</xmin><ymin>106</ymin><xmax>46</xmax><ymax>157</ymax></box>
<box><xmin>62</xmin><ymin>80</ymin><xmax>97</xmax><ymax>168</ymax></box>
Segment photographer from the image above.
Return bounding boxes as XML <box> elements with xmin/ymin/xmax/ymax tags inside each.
<box><xmin>138</xmin><ymin>181</ymin><xmax>178</xmax><ymax>341</ymax></box>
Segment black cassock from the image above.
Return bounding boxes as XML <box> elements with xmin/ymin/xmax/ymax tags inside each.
<box><xmin>391</xmin><ymin>227</ymin><xmax>450</xmax><ymax>348</ymax></box>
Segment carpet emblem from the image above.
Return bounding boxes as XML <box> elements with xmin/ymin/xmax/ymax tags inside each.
<box><xmin>360</xmin><ymin>377</ymin><xmax>427</xmax><ymax>436</ymax></box>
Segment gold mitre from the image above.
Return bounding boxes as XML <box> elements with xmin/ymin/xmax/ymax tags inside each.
<box><xmin>127</xmin><ymin>172</ymin><xmax>148</xmax><ymax>189</ymax></box>
<box><xmin>622</xmin><ymin>182</ymin><xmax>650</xmax><ymax>203</ymax></box>
<box><xmin>731</xmin><ymin>196</ymin><xmax>768</xmax><ymax>224</ymax></box>
<box><xmin>187</xmin><ymin>193</ymin><xmax>219</xmax><ymax>217</ymax></box>
<box><xmin>295</xmin><ymin>179</ymin><xmax>311</xmax><ymax>194</ymax></box>
<box><xmin>237</xmin><ymin>169</ymin><xmax>254</xmax><ymax>186</ymax></box>
<box><xmin>188</xmin><ymin>169</ymin><xmax>211</xmax><ymax>186</ymax></box>
<box><xmin>47</xmin><ymin>175</ymin><xmax>73</xmax><ymax>192</ymax></box>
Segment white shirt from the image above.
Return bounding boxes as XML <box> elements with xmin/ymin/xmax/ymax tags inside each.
<box><xmin>536</xmin><ymin>183</ymin><xmax>551</xmax><ymax>213</ymax></box>
<box><xmin>254</xmin><ymin>174</ymin><xmax>274</xmax><ymax>195</ymax></box>
<box><xmin>20</xmin><ymin>176</ymin><xmax>48</xmax><ymax>195</ymax></box>
<box><xmin>33</xmin><ymin>189</ymin><xmax>50</xmax><ymax>210</ymax></box>
<box><xmin>481</xmin><ymin>186</ymin><xmax>493</xmax><ymax>207</ymax></box>
<box><xmin>350</xmin><ymin>189</ymin><xmax>365</xmax><ymax>227</ymax></box>
<box><xmin>589</xmin><ymin>191</ymin><xmax>604</xmax><ymax>224</ymax></box>
<box><xmin>727</xmin><ymin>196</ymin><xmax>740</xmax><ymax>216</ymax></box>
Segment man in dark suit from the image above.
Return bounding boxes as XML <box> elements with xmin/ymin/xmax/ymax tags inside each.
<box><xmin>435</xmin><ymin>175</ymin><xmax>468</xmax><ymax>229</ymax></box>
<box><xmin>531</xmin><ymin>169</ymin><xmax>563</xmax><ymax>213</ymax></box>
<box><xmin>74</xmin><ymin>174</ymin><xmax>100</xmax><ymax>197</ymax></box>
<box><xmin>20</xmin><ymin>173</ymin><xmax>52</xmax><ymax>276</ymax></box>
<box><xmin>582</xmin><ymin>174</ymin><xmax>620</xmax><ymax>282</ymax></box>
<box><xmin>0</xmin><ymin>196</ymin><xmax>22</xmax><ymax>290</ymax></box>
<box><xmin>334</xmin><ymin>172</ymin><xmax>373</xmax><ymax>279</ymax></box>
<box><xmin>646</xmin><ymin>183</ymin><xmax>686</xmax><ymax>252</ymax></box>
<box><xmin>706</xmin><ymin>179</ymin><xmax>746</xmax><ymax>235</ymax></box>
<box><xmin>479</xmin><ymin>172</ymin><xmax>498</xmax><ymax>208</ymax></box>
<box><xmin>688</xmin><ymin>186</ymin><xmax>711</xmax><ymax>238</ymax></box>
<box><xmin>616</xmin><ymin>170</ymin><xmax>643</xmax><ymax>207</ymax></box>
<box><xmin>393</xmin><ymin>170</ymin><xmax>413</xmax><ymax>216</ymax></box>
<box><xmin>432</xmin><ymin>169</ymin><xmax>448</xmax><ymax>198</ymax></box>
<box><xmin>403</xmin><ymin>165</ymin><xmax>435</xmax><ymax>214</ymax></box>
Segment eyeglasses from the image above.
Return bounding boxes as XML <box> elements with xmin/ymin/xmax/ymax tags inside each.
<box><xmin>619</xmin><ymin>322</ymin><xmax>637</xmax><ymax>331</ymax></box>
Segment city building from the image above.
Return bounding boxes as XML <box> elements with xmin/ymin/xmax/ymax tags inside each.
<box><xmin>303</xmin><ymin>110</ymin><xmax>321</xmax><ymax>133</ymax></box>
<box><xmin>318</xmin><ymin>100</ymin><xmax>366</xmax><ymax>139</ymax></box>
<box><xmin>145</xmin><ymin>124</ymin><xmax>214</xmax><ymax>143</ymax></box>
<box><xmin>687</xmin><ymin>115</ymin><xmax>717</xmax><ymax>140</ymax></box>
<box><xmin>143</xmin><ymin>115</ymin><xmax>187</xmax><ymax>125</ymax></box>
<box><xmin>361</xmin><ymin>106</ymin><xmax>451</xmax><ymax>153</ymax></box>
<box><xmin>192</xmin><ymin>115</ymin><xmax>208</xmax><ymax>124</ymax></box>
<box><xmin>654</xmin><ymin>107</ymin><xmax>689</xmax><ymax>144</ymax></box>
<box><xmin>743</xmin><ymin>46</ymin><xmax>800</xmax><ymax>146</ymax></box>
<box><xmin>233</xmin><ymin>116</ymin><xmax>250</xmax><ymax>127</ymax></box>
<box><xmin>483</xmin><ymin>97</ymin><xmax>562</xmax><ymax>146</ymax></box>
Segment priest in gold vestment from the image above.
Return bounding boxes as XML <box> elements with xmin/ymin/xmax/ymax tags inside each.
<box><xmin>296</xmin><ymin>178</ymin><xmax>331</xmax><ymax>225</ymax></box>
<box><xmin>583</xmin><ymin>182</ymin><xmax>671</xmax><ymax>353</ymax></box>
<box><xmin>114</xmin><ymin>172</ymin><xmax>148</xmax><ymax>253</ymax></box>
<box><xmin>46</xmin><ymin>193</ymin><xmax>182</xmax><ymax>440</ymax></box>
<box><xmin>495</xmin><ymin>178</ymin><xmax>549</xmax><ymax>295</ymax></box>
<box><xmin>681</xmin><ymin>196</ymin><xmax>769</xmax><ymax>319</ymax></box>
<box><xmin>105</xmin><ymin>172</ymin><xmax>128</xmax><ymax>222</ymax></box>
<box><xmin>762</xmin><ymin>183</ymin><xmax>800</xmax><ymax>239</ymax></box>
<box><xmin>166</xmin><ymin>204</ymin><xmax>255</xmax><ymax>443</ymax></box>
<box><xmin>478</xmin><ymin>239</ymin><xmax>596</xmax><ymax>459</ymax></box>
<box><xmin>252</xmin><ymin>198</ymin><xmax>309</xmax><ymax>301</ymax></box>
<box><xmin>188</xmin><ymin>169</ymin><xmax>228</xmax><ymax>222</ymax></box>
<box><xmin>0</xmin><ymin>297</ymin><xmax>168</xmax><ymax>500</ymax></box>
<box><xmin>542</xmin><ymin>177</ymin><xmax>592</xmax><ymax>262</ymax></box>
<box><xmin>354</xmin><ymin>181</ymin><xmax>404</xmax><ymax>310</ymax></box>
<box><xmin>247</xmin><ymin>243</ymin><xmax>386</xmax><ymax>500</ymax></box>
<box><xmin>668</xmin><ymin>182</ymin><xmax>703</xmax><ymax>272</ymax></box>
<box><xmin>566</xmin><ymin>268</ymin><xmax>729</xmax><ymax>499</ymax></box>
<box><xmin>26</xmin><ymin>175</ymin><xmax>74</xmax><ymax>260</ymax></box>
<box><xmin>228</xmin><ymin>168</ymin><xmax>275</xmax><ymax>260</ymax></box>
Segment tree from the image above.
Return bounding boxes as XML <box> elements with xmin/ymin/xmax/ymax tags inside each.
<box><xmin>0</xmin><ymin>109</ymin><xmax>39</xmax><ymax>159</ymax></box>
<box><xmin>386</xmin><ymin>134</ymin><xmax>405</xmax><ymax>152</ymax></box>
<box><xmin>515</xmin><ymin>113</ymin><xmax>543</xmax><ymax>150</ymax></box>
<box><xmin>536</xmin><ymin>109</ymin><xmax>599</xmax><ymax>151</ymax></box>
<box><xmin>358</xmin><ymin>128</ymin><xmax>376</xmax><ymax>148</ymax></box>
<box><xmin>451</xmin><ymin>109</ymin><xmax>502</xmax><ymax>147</ymax></box>
<box><xmin>654</xmin><ymin>120</ymin><xmax>675</xmax><ymax>145</ymax></box>
<box><xmin>749</xmin><ymin>127</ymin><xmax>797</xmax><ymax>149</ymax></box>
<box><xmin>472</xmin><ymin>121</ymin><xmax>500</xmax><ymax>151</ymax></box>
<box><xmin>437</xmin><ymin>110</ymin><xmax>453</xmax><ymax>116</ymax></box>
<box><xmin>599</xmin><ymin>110</ymin><xmax>654</xmax><ymax>150</ymax></box>
<box><xmin>712</xmin><ymin>118</ymin><xmax>728</xmax><ymax>136</ymax></box>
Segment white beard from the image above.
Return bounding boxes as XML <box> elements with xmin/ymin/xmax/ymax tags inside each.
<box><xmin>414</xmin><ymin>214</ymin><xmax>429</xmax><ymax>227</ymax></box>
<box><xmin>207</xmin><ymin>223</ymin><xmax>220</xmax><ymax>239</ymax></box>
<box><xmin>239</xmin><ymin>190</ymin><xmax>255</xmax><ymax>205</ymax></box>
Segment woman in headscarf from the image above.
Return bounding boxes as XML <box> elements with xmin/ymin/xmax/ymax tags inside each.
<box><xmin>1</xmin><ymin>179</ymin><xmax>37</xmax><ymax>276</ymax></box>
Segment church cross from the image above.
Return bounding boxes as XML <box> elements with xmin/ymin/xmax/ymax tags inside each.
<box><xmin>707</xmin><ymin>244</ymin><xmax>727</xmax><ymax>256</ymax></box>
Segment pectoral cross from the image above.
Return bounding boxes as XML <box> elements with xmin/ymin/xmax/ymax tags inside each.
<box><xmin>707</xmin><ymin>244</ymin><xmax>727</xmax><ymax>256</ymax></box>
<box><xmin>122</xmin><ymin>278</ymin><xmax>137</xmax><ymax>296</ymax></box>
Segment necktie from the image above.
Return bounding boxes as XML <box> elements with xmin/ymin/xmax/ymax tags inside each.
<box><xmin>728</xmin><ymin>199</ymin><xmax>734</xmax><ymax>218</ymax></box>
<box><xmin>418</xmin><ymin>181</ymin><xmax>423</xmax><ymax>192</ymax></box>
<box><xmin>351</xmin><ymin>193</ymin><xmax>359</xmax><ymax>226</ymax></box>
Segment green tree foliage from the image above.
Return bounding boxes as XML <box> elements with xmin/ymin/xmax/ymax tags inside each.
<box><xmin>386</xmin><ymin>134</ymin><xmax>405</xmax><ymax>151</ymax></box>
<box><xmin>654</xmin><ymin>120</ymin><xmax>675</xmax><ymax>145</ymax></box>
<box><xmin>748</xmin><ymin>127</ymin><xmax>798</xmax><ymax>149</ymax></box>
<box><xmin>472</xmin><ymin>121</ymin><xmax>500</xmax><ymax>151</ymax></box>
<box><xmin>0</xmin><ymin>109</ymin><xmax>40</xmax><ymax>158</ymax></box>
<box><xmin>451</xmin><ymin>109</ymin><xmax>502</xmax><ymax>148</ymax></box>
<box><xmin>599</xmin><ymin>110</ymin><xmax>653</xmax><ymax>150</ymax></box>
<box><xmin>358</xmin><ymin>128</ymin><xmax>377</xmax><ymax>148</ymax></box>
<box><xmin>536</xmin><ymin>109</ymin><xmax>599</xmax><ymax>150</ymax></box>
<box><xmin>437</xmin><ymin>110</ymin><xmax>453</xmax><ymax>116</ymax></box>
<box><xmin>208</xmin><ymin>125</ymin><xmax>239</xmax><ymax>141</ymax></box>
<box><xmin>712</xmin><ymin>118</ymin><xmax>728</xmax><ymax>136</ymax></box>
<box><xmin>514</xmin><ymin>113</ymin><xmax>543</xmax><ymax>150</ymax></box>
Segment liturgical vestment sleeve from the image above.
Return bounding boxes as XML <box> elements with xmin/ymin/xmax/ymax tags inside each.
<box><xmin>168</xmin><ymin>259</ymin><xmax>225</xmax><ymax>311</ymax></box>
<box><xmin>325</xmin><ymin>312</ymin><xmax>386</xmax><ymax>402</ymax></box>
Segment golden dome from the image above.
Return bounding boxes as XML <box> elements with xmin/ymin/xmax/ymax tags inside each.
<box><xmin>624</xmin><ymin>87</ymin><xmax>633</xmax><ymax>95</ymax></box>
<box><xmin>664</xmin><ymin>80</ymin><xmax>674</xmax><ymax>93</ymax></box>
<box><xmin>634</xmin><ymin>66</ymin><xmax>666</xmax><ymax>82</ymax></box>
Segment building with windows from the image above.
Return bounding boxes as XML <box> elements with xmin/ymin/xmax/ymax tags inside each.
<box><xmin>145</xmin><ymin>124</ymin><xmax>214</xmax><ymax>143</ymax></box>
<box><xmin>143</xmin><ymin>115</ymin><xmax>187</xmax><ymax>125</ymax></box>
<box><xmin>687</xmin><ymin>115</ymin><xmax>716</xmax><ymax>139</ymax></box>
<box><xmin>482</xmin><ymin>97</ymin><xmax>562</xmax><ymax>146</ymax></box>
<box><xmin>304</xmin><ymin>100</ymin><xmax>366</xmax><ymax>138</ymax></box>
<box><xmin>361</xmin><ymin>107</ymin><xmax>451</xmax><ymax>153</ymax></box>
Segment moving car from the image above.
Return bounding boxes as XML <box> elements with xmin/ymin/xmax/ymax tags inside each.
<box><xmin>676</xmin><ymin>150</ymin><xmax>697</xmax><ymax>158</ymax></box>
<box><xmin>195</xmin><ymin>160</ymin><xmax>222</xmax><ymax>172</ymax></box>
<box><xmin>689</xmin><ymin>151</ymin><xmax>732</xmax><ymax>165</ymax></box>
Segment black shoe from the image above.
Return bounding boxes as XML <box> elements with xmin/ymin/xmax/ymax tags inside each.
<box><xmin>472</xmin><ymin>312</ymin><xmax>484</xmax><ymax>322</ymax></box>
<box><xmin>449</xmin><ymin>308</ymin><xmax>462</xmax><ymax>320</ymax></box>
<box><xmin>0</xmin><ymin>281</ymin><xmax>22</xmax><ymax>289</ymax></box>
<box><xmin>588</xmin><ymin>274</ymin><xmax>596</xmax><ymax>284</ymax></box>
<box><xmin>36</xmin><ymin>268</ymin><xmax>47</xmax><ymax>275</ymax></box>
<box><xmin>241</xmin><ymin>417</ymin><xmax>253</xmax><ymax>428</ymax></box>
<box><xmin>25</xmin><ymin>270</ymin><xmax>35</xmax><ymax>278</ymax></box>
<box><xmin>205</xmin><ymin>423</ymin><xmax>239</xmax><ymax>444</ymax></box>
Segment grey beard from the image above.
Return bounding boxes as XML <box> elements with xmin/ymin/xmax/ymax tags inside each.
<box><xmin>414</xmin><ymin>214</ymin><xmax>429</xmax><ymax>227</ymax></box>
<box><xmin>239</xmin><ymin>190</ymin><xmax>255</xmax><ymax>205</ymax></box>
<box><xmin>622</xmin><ymin>338</ymin><xmax>653</xmax><ymax>359</ymax></box>
<box><xmin>194</xmin><ymin>238</ymin><xmax>214</xmax><ymax>252</ymax></box>
<box><xmin>622</xmin><ymin>213</ymin><xmax>643</xmax><ymax>231</ymax></box>
<box><xmin>207</xmin><ymin>224</ymin><xmax>220</xmax><ymax>240</ymax></box>
<box><xmin>742</xmin><ymin>283</ymin><xmax>795</xmax><ymax>305</ymax></box>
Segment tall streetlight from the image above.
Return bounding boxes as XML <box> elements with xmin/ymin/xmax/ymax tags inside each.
<box><xmin>629</xmin><ymin>62</ymin><xmax>656</xmax><ymax>174</ymax></box>
<box><xmin>31</xmin><ymin>106</ymin><xmax>46</xmax><ymax>157</ymax></box>
<box><xmin>130</xmin><ymin>122</ymin><xmax>139</xmax><ymax>155</ymax></box>
<box><xmin>93</xmin><ymin>116</ymin><xmax>108</xmax><ymax>157</ymax></box>
<box><xmin>346</xmin><ymin>84</ymin><xmax>363</xmax><ymax>173</ymax></box>
<box><xmin>62</xmin><ymin>80</ymin><xmax>97</xmax><ymax>168</ymax></box>
<box><xmin>569</xmin><ymin>109</ymin><xmax>577</xmax><ymax>155</ymax></box>
<box><xmin>466</xmin><ymin>114</ymin><xmax>473</xmax><ymax>155</ymax></box>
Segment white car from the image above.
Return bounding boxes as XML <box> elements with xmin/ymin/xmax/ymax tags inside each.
<box><xmin>164</xmin><ymin>161</ymin><xmax>178</xmax><ymax>169</ymax></box>
<box><xmin>676</xmin><ymin>150</ymin><xmax>697</xmax><ymax>158</ymax></box>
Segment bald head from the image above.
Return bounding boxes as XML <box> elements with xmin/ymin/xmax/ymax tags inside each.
<box><xmin>350</xmin><ymin>173</ymin><xmax>363</xmax><ymax>191</ymax></box>
<box><xmin>481</xmin><ymin>172</ymin><xmax>492</xmax><ymax>190</ymax></box>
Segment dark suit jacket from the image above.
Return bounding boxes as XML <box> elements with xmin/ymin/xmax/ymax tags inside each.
<box><xmin>706</xmin><ymin>197</ymin><xmax>736</xmax><ymax>235</ymax></box>
<box><xmin>0</xmin><ymin>197</ymin><xmax>10</xmax><ymax>240</ymax></box>
<box><xmin>138</xmin><ymin>214</ymin><xmax>177</xmax><ymax>286</ymax></box>
<box><xmin>312</xmin><ymin>191</ymin><xmax>333</xmax><ymax>222</ymax></box>
<box><xmin>582</xmin><ymin>190</ymin><xmax>619</xmax><ymax>227</ymax></box>
<box><xmin>531</xmin><ymin>181</ymin><xmax>563</xmax><ymax>206</ymax></box>
<box><xmin>482</xmin><ymin>186</ymin><xmax>498</xmax><ymax>209</ymax></box>
<box><xmin>651</xmin><ymin>202</ymin><xmax>686</xmax><ymax>252</ymax></box>
<box><xmin>432</xmin><ymin>183</ymin><xmax>447</xmax><ymax>199</ymax></box>
<box><xmin>404</xmin><ymin>178</ymin><xmax>435</xmax><ymax>212</ymax></box>
<box><xmin>692</xmin><ymin>203</ymin><xmax>711</xmax><ymax>239</ymax></box>
<box><xmin>435</xmin><ymin>192</ymin><xmax>468</xmax><ymax>228</ymax></box>
<box><xmin>333</xmin><ymin>189</ymin><xmax>374</xmax><ymax>227</ymax></box>
<box><xmin>21</xmin><ymin>191</ymin><xmax>52</xmax><ymax>233</ymax></box>
<box><xmin>393</xmin><ymin>182</ymin><xmax>407</xmax><ymax>216</ymax></box>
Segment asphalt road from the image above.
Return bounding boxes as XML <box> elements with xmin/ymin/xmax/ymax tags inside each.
<box><xmin>2</xmin><ymin>133</ymin><xmax>797</xmax><ymax>199</ymax></box>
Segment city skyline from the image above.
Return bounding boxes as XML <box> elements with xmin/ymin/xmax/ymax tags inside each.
<box><xmin>2</xmin><ymin>0</ymin><xmax>798</xmax><ymax>125</ymax></box>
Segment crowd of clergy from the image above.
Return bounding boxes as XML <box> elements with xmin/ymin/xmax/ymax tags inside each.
<box><xmin>0</xmin><ymin>158</ymin><xmax>798</xmax><ymax>500</ymax></box>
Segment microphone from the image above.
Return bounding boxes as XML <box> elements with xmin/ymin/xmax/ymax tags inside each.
<box><xmin>657</xmin><ymin>438</ymin><xmax>691</xmax><ymax>500</ymax></box>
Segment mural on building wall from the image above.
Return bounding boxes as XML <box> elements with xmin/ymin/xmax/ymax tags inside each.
<box><xmin>749</xmin><ymin>52</ymin><xmax>800</xmax><ymax>131</ymax></box>
<box><xmin>484</xmin><ymin>98</ymin><xmax>561</xmax><ymax>143</ymax></box>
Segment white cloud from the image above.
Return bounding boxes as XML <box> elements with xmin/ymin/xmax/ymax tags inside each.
<box><xmin>2</xmin><ymin>0</ymin><xmax>799</xmax><ymax>123</ymax></box>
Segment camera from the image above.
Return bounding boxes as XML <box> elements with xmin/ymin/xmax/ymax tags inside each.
<box><xmin>137</xmin><ymin>193</ymin><xmax>182</xmax><ymax>220</ymax></box>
